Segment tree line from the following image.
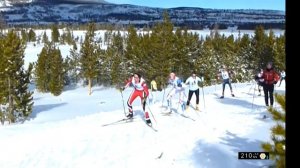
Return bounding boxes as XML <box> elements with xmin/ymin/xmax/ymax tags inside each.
<box><xmin>0</xmin><ymin>13</ymin><xmax>285</xmax><ymax>124</ymax></box>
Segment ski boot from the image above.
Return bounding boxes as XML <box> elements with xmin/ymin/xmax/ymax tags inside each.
<box><xmin>262</xmin><ymin>115</ymin><xmax>267</xmax><ymax>119</ymax></box>
<box><xmin>163</xmin><ymin>105</ymin><xmax>172</xmax><ymax>113</ymax></box>
<box><xmin>185</xmin><ymin>105</ymin><xmax>190</xmax><ymax>112</ymax></box>
<box><xmin>145</xmin><ymin>112</ymin><xmax>152</xmax><ymax>126</ymax></box>
<box><xmin>126</xmin><ymin>112</ymin><xmax>133</xmax><ymax>119</ymax></box>
<box><xmin>181</xmin><ymin>102</ymin><xmax>186</xmax><ymax>112</ymax></box>
<box><xmin>195</xmin><ymin>105</ymin><xmax>200</xmax><ymax>111</ymax></box>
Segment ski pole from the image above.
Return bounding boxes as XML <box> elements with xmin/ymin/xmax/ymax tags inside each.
<box><xmin>120</xmin><ymin>90</ymin><xmax>127</xmax><ymax>117</ymax></box>
<box><xmin>273</xmin><ymin>84</ymin><xmax>277</xmax><ymax>108</ymax></box>
<box><xmin>179</xmin><ymin>91</ymin><xmax>186</xmax><ymax>112</ymax></box>
<box><xmin>213</xmin><ymin>79</ymin><xmax>216</xmax><ymax>92</ymax></box>
<box><xmin>233</xmin><ymin>78</ymin><xmax>237</xmax><ymax>90</ymax></box>
<box><xmin>146</xmin><ymin>101</ymin><xmax>157</xmax><ymax>124</ymax></box>
<box><xmin>251</xmin><ymin>82</ymin><xmax>256</xmax><ymax>111</ymax></box>
<box><xmin>161</xmin><ymin>84</ymin><xmax>166</xmax><ymax>107</ymax></box>
<box><xmin>248</xmin><ymin>81</ymin><xmax>255</xmax><ymax>94</ymax></box>
<box><xmin>149</xmin><ymin>83</ymin><xmax>154</xmax><ymax>104</ymax></box>
<box><xmin>201</xmin><ymin>85</ymin><xmax>206</xmax><ymax>109</ymax></box>
<box><xmin>151</xmin><ymin>89</ymin><xmax>156</xmax><ymax>105</ymax></box>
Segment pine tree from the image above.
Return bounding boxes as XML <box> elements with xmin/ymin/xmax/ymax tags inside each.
<box><xmin>63</xmin><ymin>56</ymin><xmax>71</xmax><ymax>85</ymax></box>
<box><xmin>264</xmin><ymin>30</ymin><xmax>277</xmax><ymax>64</ymax></box>
<box><xmin>236</xmin><ymin>34</ymin><xmax>253</xmax><ymax>82</ymax></box>
<box><xmin>171</xmin><ymin>29</ymin><xmax>186</xmax><ymax>76</ymax></box>
<box><xmin>172</xmin><ymin>28</ymin><xmax>200</xmax><ymax>79</ymax></box>
<box><xmin>48</xmin><ymin>47</ymin><xmax>64</xmax><ymax>96</ymax></box>
<box><xmin>273</xmin><ymin>33</ymin><xmax>285</xmax><ymax>70</ymax></box>
<box><xmin>0</xmin><ymin>36</ymin><xmax>7</xmax><ymax>114</ymax></box>
<box><xmin>261</xmin><ymin>93</ymin><xmax>285</xmax><ymax>168</ymax></box>
<box><xmin>67</xmin><ymin>44</ymin><xmax>81</xmax><ymax>84</ymax></box>
<box><xmin>51</xmin><ymin>24</ymin><xmax>60</xmax><ymax>43</ymax></box>
<box><xmin>35</xmin><ymin>44</ymin><xmax>50</xmax><ymax>92</ymax></box>
<box><xmin>107</xmin><ymin>31</ymin><xmax>126</xmax><ymax>85</ymax></box>
<box><xmin>21</xmin><ymin>29</ymin><xmax>28</xmax><ymax>42</ymax></box>
<box><xmin>222</xmin><ymin>34</ymin><xmax>241</xmax><ymax>83</ymax></box>
<box><xmin>35</xmin><ymin>41</ymin><xmax>64</xmax><ymax>96</ymax></box>
<box><xmin>148</xmin><ymin>11</ymin><xmax>175</xmax><ymax>89</ymax></box>
<box><xmin>196</xmin><ymin>36</ymin><xmax>218</xmax><ymax>85</ymax></box>
<box><xmin>210</xmin><ymin>31</ymin><xmax>234</xmax><ymax>70</ymax></box>
<box><xmin>42</xmin><ymin>31</ymin><xmax>49</xmax><ymax>44</ymax></box>
<box><xmin>0</xmin><ymin>13</ymin><xmax>5</xmax><ymax>30</ymax></box>
<box><xmin>252</xmin><ymin>25</ymin><xmax>269</xmax><ymax>69</ymax></box>
<box><xmin>79</xmin><ymin>22</ymin><xmax>99</xmax><ymax>95</ymax></box>
<box><xmin>95</xmin><ymin>46</ymin><xmax>106</xmax><ymax>85</ymax></box>
<box><xmin>124</xmin><ymin>25</ymin><xmax>140</xmax><ymax>75</ymax></box>
<box><xmin>4</xmin><ymin>30</ymin><xmax>25</xmax><ymax>123</ymax></box>
<box><xmin>209</xmin><ymin>29</ymin><xmax>223</xmax><ymax>67</ymax></box>
<box><xmin>28</xmin><ymin>28</ymin><xmax>36</xmax><ymax>42</ymax></box>
<box><xmin>14</xmin><ymin>63</ymin><xmax>34</xmax><ymax>118</ymax></box>
<box><xmin>60</xmin><ymin>31</ymin><xmax>66</xmax><ymax>44</ymax></box>
<box><xmin>104</xmin><ymin>26</ymin><xmax>113</xmax><ymax>46</ymax></box>
<box><xmin>65</xmin><ymin>27</ymin><xmax>74</xmax><ymax>45</ymax></box>
<box><xmin>1</xmin><ymin>30</ymin><xmax>33</xmax><ymax>123</ymax></box>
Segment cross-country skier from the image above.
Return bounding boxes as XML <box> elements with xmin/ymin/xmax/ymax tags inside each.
<box><xmin>217</xmin><ymin>65</ymin><xmax>235</xmax><ymax>98</ymax></box>
<box><xmin>151</xmin><ymin>79</ymin><xmax>158</xmax><ymax>91</ymax></box>
<box><xmin>150</xmin><ymin>79</ymin><xmax>158</xmax><ymax>104</ymax></box>
<box><xmin>278</xmin><ymin>69</ymin><xmax>286</xmax><ymax>87</ymax></box>
<box><xmin>185</xmin><ymin>72</ymin><xmax>203</xmax><ymax>110</ymax></box>
<box><xmin>254</xmin><ymin>69</ymin><xmax>264</xmax><ymax>96</ymax></box>
<box><xmin>121</xmin><ymin>73</ymin><xmax>151</xmax><ymax>125</ymax></box>
<box><xmin>261</xmin><ymin>62</ymin><xmax>280</xmax><ymax>107</ymax></box>
<box><xmin>165</xmin><ymin>72</ymin><xmax>185</xmax><ymax>113</ymax></box>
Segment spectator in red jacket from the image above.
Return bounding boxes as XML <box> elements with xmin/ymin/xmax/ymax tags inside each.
<box><xmin>262</xmin><ymin>62</ymin><xmax>280</xmax><ymax>107</ymax></box>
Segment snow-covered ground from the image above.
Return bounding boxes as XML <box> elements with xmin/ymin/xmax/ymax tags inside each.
<box><xmin>0</xmin><ymin>79</ymin><xmax>285</xmax><ymax>168</ymax></box>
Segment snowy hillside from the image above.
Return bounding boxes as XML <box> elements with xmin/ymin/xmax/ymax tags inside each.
<box><xmin>0</xmin><ymin>79</ymin><xmax>285</xmax><ymax>167</ymax></box>
<box><xmin>0</xmin><ymin>1</ymin><xmax>285</xmax><ymax>29</ymax></box>
<box><xmin>0</xmin><ymin>0</ymin><xmax>34</xmax><ymax>7</ymax></box>
<box><xmin>0</xmin><ymin>0</ymin><xmax>109</xmax><ymax>7</ymax></box>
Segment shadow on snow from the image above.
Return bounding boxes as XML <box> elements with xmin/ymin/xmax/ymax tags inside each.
<box><xmin>191</xmin><ymin>131</ymin><xmax>274</xmax><ymax>168</ymax></box>
<box><xmin>30</xmin><ymin>103</ymin><xmax>67</xmax><ymax>119</ymax></box>
<box><xmin>215</xmin><ymin>96</ymin><xmax>256</xmax><ymax>109</ymax></box>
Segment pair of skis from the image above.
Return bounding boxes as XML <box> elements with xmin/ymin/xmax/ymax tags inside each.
<box><xmin>161</xmin><ymin>107</ymin><xmax>196</xmax><ymax>121</ymax></box>
<box><xmin>160</xmin><ymin>99</ymin><xmax>197</xmax><ymax>121</ymax></box>
<box><xmin>102</xmin><ymin>117</ymin><xmax>158</xmax><ymax>132</ymax></box>
<box><xmin>102</xmin><ymin>117</ymin><xmax>135</xmax><ymax>127</ymax></box>
<box><xmin>163</xmin><ymin>113</ymin><xmax>195</xmax><ymax>121</ymax></box>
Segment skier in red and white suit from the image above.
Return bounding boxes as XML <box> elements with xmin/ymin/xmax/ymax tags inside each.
<box><xmin>122</xmin><ymin>73</ymin><xmax>151</xmax><ymax>124</ymax></box>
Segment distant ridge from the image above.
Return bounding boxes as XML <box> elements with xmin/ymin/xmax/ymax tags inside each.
<box><xmin>34</xmin><ymin>0</ymin><xmax>109</xmax><ymax>4</ymax></box>
<box><xmin>0</xmin><ymin>2</ymin><xmax>285</xmax><ymax>29</ymax></box>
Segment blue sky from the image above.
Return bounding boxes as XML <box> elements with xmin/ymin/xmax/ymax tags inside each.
<box><xmin>106</xmin><ymin>0</ymin><xmax>285</xmax><ymax>11</ymax></box>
